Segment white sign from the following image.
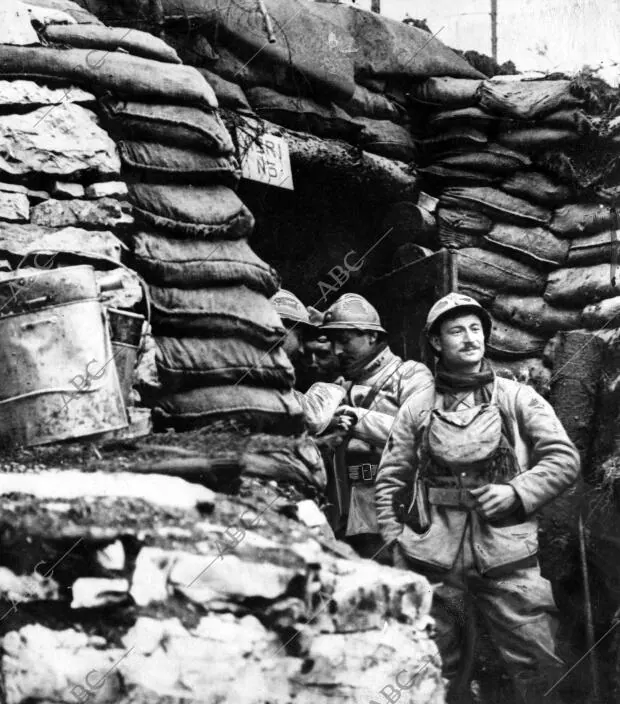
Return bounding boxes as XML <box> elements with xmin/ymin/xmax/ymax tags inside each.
<box><xmin>238</xmin><ymin>131</ymin><xmax>294</xmax><ymax>190</ymax></box>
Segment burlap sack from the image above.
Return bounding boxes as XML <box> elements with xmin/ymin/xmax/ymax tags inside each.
<box><xmin>409</xmin><ymin>77</ymin><xmax>483</xmax><ymax>107</ymax></box>
<box><xmin>500</xmin><ymin>171</ymin><xmax>574</xmax><ymax>205</ymax></box>
<box><xmin>492</xmin><ymin>294</ymin><xmax>581</xmax><ymax>333</ymax></box>
<box><xmin>458</xmin><ymin>247</ymin><xmax>546</xmax><ymax>294</ymax></box>
<box><xmin>483</xmin><ymin>223</ymin><xmax>569</xmax><ymax>266</ymax></box>
<box><xmin>550</xmin><ymin>203</ymin><xmax>616</xmax><ymax>237</ymax></box>
<box><xmin>132</xmin><ymin>233</ymin><xmax>280</xmax><ymax>296</ymax></box>
<box><xmin>441</xmin><ymin>187</ymin><xmax>551</xmax><ymax>227</ymax></box>
<box><xmin>545</xmin><ymin>264</ymin><xmax>620</xmax><ymax>306</ymax></box>
<box><xmin>487</xmin><ymin>317</ymin><xmax>548</xmax><ymax>359</ymax></box>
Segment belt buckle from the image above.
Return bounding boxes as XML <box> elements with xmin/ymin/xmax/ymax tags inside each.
<box><xmin>360</xmin><ymin>463</ymin><xmax>374</xmax><ymax>482</ymax></box>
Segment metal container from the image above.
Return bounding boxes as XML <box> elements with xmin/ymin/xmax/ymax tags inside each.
<box><xmin>107</xmin><ymin>308</ymin><xmax>145</xmax><ymax>407</ymax></box>
<box><xmin>0</xmin><ymin>265</ymin><xmax>128</xmax><ymax>448</ymax></box>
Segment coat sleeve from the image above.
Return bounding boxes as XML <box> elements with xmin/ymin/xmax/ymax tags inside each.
<box><xmin>508</xmin><ymin>384</ymin><xmax>581</xmax><ymax>515</ymax></box>
<box><xmin>374</xmin><ymin>397</ymin><xmax>423</xmax><ymax>543</ymax></box>
<box><xmin>349</xmin><ymin>363</ymin><xmax>434</xmax><ymax>449</ymax></box>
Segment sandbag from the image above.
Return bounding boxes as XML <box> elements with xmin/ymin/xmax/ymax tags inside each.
<box><xmin>409</xmin><ymin>77</ymin><xmax>482</xmax><ymax>107</ymax></box>
<box><xmin>545</xmin><ymin>264</ymin><xmax>620</xmax><ymax>306</ymax></box>
<box><xmin>197</xmin><ymin>68</ymin><xmax>252</xmax><ymax>111</ymax></box>
<box><xmin>581</xmin><ymin>297</ymin><xmax>620</xmax><ymax>329</ymax></box>
<box><xmin>132</xmin><ymin>233</ymin><xmax>280</xmax><ymax>296</ymax></box>
<box><xmin>441</xmin><ymin>187</ymin><xmax>551</xmax><ymax>227</ymax></box>
<box><xmin>150</xmin><ymin>285</ymin><xmax>285</xmax><ymax>345</ymax></box>
<box><xmin>0</xmin><ymin>46</ymin><xmax>217</xmax><ymax>107</ymax></box>
<box><xmin>568</xmin><ymin>231</ymin><xmax>620</xmax><ymax>266</ymax></box>
<box><xmin>492</xmin><ymin>294</ymin><xmax>581</xmax><ymax>333</ymax></box>
<box><xmin>353</xmin><ymin>118</ymin><xmax>416</xmax><ymax>162</ymax></box>
<box><xmin>500</xmin><ymin>171</ymin><xmax>574</xmax><ymax>205</ymax></box>
<box><xmin>498</xmin><ymin>126</ymin><xmax>579</xmax><ymax>151</ymax></box>
<box><xmin>153</xmin><ymin>385</ymin><xmax>304</xmax><ymax>435</ymax></box>
<box><xmin>478</xmin><ymin>80</ymin><xmax>581</xmax><ymax>119</ymax></box>
<box><xmin>118</xmin><ymin>142</ymin><xmax>240</xmax><ymax>186</ymax></box>
<box><xmin>43</xmin><ymin>25</ymin><xmax>182</xmax><ymax>64</ymax></box>
<box><xmin>155</xmin><ymin>336</ymin><xmax>295</xmax><ymax>391</ymax></box>
<box><xmin>483</xmin><ymin>223</ymin><xmax>569</xmax><ymax>266</ymax></box>
<box><xmin>340</xmin><ymin>84</ymin><xmax>405</xmax><ymax>122</ymax></box>
<box><xmin>245</xmin><ymin>87</ymin><xmax>361</xmax><ymax>140</ymax></box>
<box><xmin>457</xmin><ymin>281</ymin><xmax>497</xmax><ymax>306</ymax></box>
<box><xmin>550</xmin><ymin>203</ymin><xmax>616</xmax><ymax>237</ymax></box>
<box><xmin>100</xmin><ymin>99</ymin><xmax>233</xmax><ymax>154</ymax></box>
<box><xmin>434</xmin><ymin>143</ymin><xmax>531</xmax><ymax>174</ymax></box>
<box><xmin>438</xmin><ymin>207</ymin><xmax>491</xmax><ymax>249</ymax></box>
<box><xmin>487</xmin><ymin>317</ymin><xmax>548</xmax><ymax>359</ymax></box>
<box><xmin>418</xmin><ymin>165</ymin><xmax>499</xmax><ymax>188</ymax></box>
<box><xmin>490</xmin><ymin>358</ymin><xmax>550</xmax><ymax>396</ymax></box>
<box><xmin>419</xmin><ymin>128</ymin><xmax>488</xmax><ymax>158</ymax></box>
<box><xmin>128</xmin><ymin>184</ymin><xmax>254</xmax><ymax>239</ymax></box>
<box><xmin>458</xmin><ymin>247</ymin><xmax>546</xmax><ymax>294</ymax></box>
<box><xmin>428</xmin><ymin>106</ymin><xmax>498</xmax><ymax>131</ymax></box>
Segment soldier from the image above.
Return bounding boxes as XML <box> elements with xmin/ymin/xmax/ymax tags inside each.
<box><xmin>270</xmin><ymin>289</ymin><xmax>316</xmax><ymax>389</ymax></box>
<box><xmin>320</xmin><ymin>293</ymin><xmax>433</xmax><ymax>560</ymax></box>
<box><xmin>301</xmin><ymin>306</ymin><xmax>340</xmax><ymax>386</ymax></box>
<box><xmin>375</xmin><ymin>293</ymin><xmax>580</xmax><ymax>704</ymax></box>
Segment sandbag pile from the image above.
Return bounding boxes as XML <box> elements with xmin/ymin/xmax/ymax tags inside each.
<box><xmin>414</xmin><ymin>75</ymin><xmax>620</xmax><ymax>368</ymax></box>
<box><xmin>0</xmin><ymin>0</ymin><xmax>302</xmax><ymax>434</ymax></box>
<box><xmin>92</xmin><ymin>0</ymin><xmax>483</xmax><ymax>165</ymax></box>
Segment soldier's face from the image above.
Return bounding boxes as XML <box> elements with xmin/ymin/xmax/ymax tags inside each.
<box><xmin>329</xmin><ymin>330</ymin><xmax>377</xmax><ymax>370</ymax></box>
<box><xmin>282</xmin><ymin>325</ymin><xmax>304</xmax><ymax>363</ymax></box>
<box><xmin>432</xmin><ymin>313</ymin><xmax>485</xmax><ymax>371</ymax></box>
<box><xmin>303</xmin><ymin>338</ymin><xmax>340</xmax><ymax>381</ymax></box>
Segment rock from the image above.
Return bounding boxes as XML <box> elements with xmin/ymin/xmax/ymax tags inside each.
<box><xmin>130</xmin><ymin>548</ymin><xmax>175</xmax><ymax>607</ymax></box>
<box><xmin>96</xmin><ymin>267</ymin><xmax>143</xmax><ymax>309</ymax></box>
<box><xmin>0</xmin><ymin>193</ymin><xmax>29</xmax><ymax>222</ymax></box>
<box><xmin>0</xmin><ymin>2</ymin><xmax>40</xmax><ymax>46</ymax></box>
<box><xmin>0</xmin><ymin>104</ymin><xmax>120</xmax><ymax>178</ymax></box>
<box><xmin>322</xmin><ymin>559</ymin><xmax>435</xmax><ymax>633</ymax></box>
<box><xmin>21</xmin><ymin>0</ymin><xmax>100</xmax><ymax>25</ymax></box>
<box><xmin>0</xmin><ymin>566</ymin><xmax>60</xmax><ymax>604</ymax></box>
<box><xmin>85</xmin><ymin>182</ymin><xmax>128</xmax><ymax>199</ymax></box>
<box><xmin>296</xmin><ymin>499</ymin><xmax>329</xmax><ymax>528</ymax></box>
<box><xmin>2</xmin><ymin>624</ymin><xmax>123</xmax><ymax>704</ymax></box>
<box><xmin>292</xmin><ymin>626</ymin><xmax>445</xmax><ymax>704</ymax></box>
<box><xmin>0</xmin><ymin>80</ymin><xmax>93</xmax><ymax>106</ymax></box>
<box><xmin>95</xmin><ymin>540</ymin><xmax>125</xmax><ymax>572</ymax></box>
<box><xmin>51</xmin><ymin>181</ymin><xmax>85</xmax><ymax>199</ymax></box>
<box><xmin>0</xmin><ymin>471</ymin><xmax>215</xmax><ymax>511</ymax></box>
<box><xmin>23</xmin><ymin>1</ymin><xmax>78</xmax><ymax>26</ymax></box>
<box><xmin>0</xmin><ymin>223</ymin><xmax>124</xmax><ymax>262</ymax></box>
<box><xmin>71</xmin><ymin>578</ymin><xmax>129</xmax><ymax>609</ymax></box>
<box><xmin>117</xmin><ymin>615</ymin><xmax>290</xmax><ymax>703</ymax></box>
<box><xmin>31</xmin><ymin>197</ymin><xmax>132</xmax><ymax>229</ymax></box>
<box><xmin>0</xmin><ymin>183</ymin><xmax>28</xmax><ymax>195</ymax></box>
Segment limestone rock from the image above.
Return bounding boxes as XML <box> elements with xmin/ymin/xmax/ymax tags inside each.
<box><xmin>0</xmin><ymin>223</ymin><xmax>124</xmax><ymax>262</ymax></box>
<box><xmin>0</xmin><ymin>2</ymin><xmax>40</xmax><ymax>46</ymax></box>
<box><xmin>0</xmin><ymin>193</ymin><xmax>29</xmax><ymax>222</ymax></box>
<box><xmin>0</xmin><ymin>566</ymin><xmax>60</xmax><ymax>604</ymax></box>
<box><xmin>95</xmin><ymin>540</ymin><xmax>125</xmax><ymax>572</ymax></box>
<box><xmin>85</xmin><ymin>182</ymin><xmax>128</xmax><ymax>199</ymax></box>
<box><xmin>31</xmin><ymin>197</ymin><xmax>132</xmax><ymax>229</ymax></box>
<box><xmin>292</xmin><ymin>626</ymin><xmax>445</xmax><ymax>704</ymax></box>
<box><xmin>0</xmin><ymin>471</ymin><xmax>215</xmax><ymax>511</ymax></box>
<box><xmin>322</xmin><ymin>559</ymin><xmax>435</xmax><ymax>633</ymax></box>
<box><xmin>118</xmin><ymin>615</ymin><xmax>290</xmax><ymax>703</ymax></box>
<box><xmin>130</xmin><ymin>547</ymin><xmax>174</xmax><ymax>607</ymax></box>
<box><xmin>0</xmin><ymin>80</ymin><xmax>94</xmax><ymax>106</ymax></box>
<box><xmin>96</xmin><ymin>267</ymin><xmax>144</xmax><ymax>309</ymax></box>
<box><xmin>52</xmin><ymin>181</ymin><xmax>85</xmax><ymax>198</ymax></box>
<box><xmin>0</xmin><ymin>104</ymin><xmax>120</xmax><ymax>178</ymax></box>
<box><xmin>71</xmin><ymin>578</ymin><xmax>129</xmax><ymax>609</ymax></box>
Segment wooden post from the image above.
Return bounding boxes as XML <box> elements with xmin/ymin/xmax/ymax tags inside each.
<box><xmin>490</xmin><ymin>0</ymin><xmax>498</xmax><ymax>62</ymax></box>
<box><xmin>371</xmin><ymin>0</ymin><xmax>381</xmax><ymax>14</ymax></box>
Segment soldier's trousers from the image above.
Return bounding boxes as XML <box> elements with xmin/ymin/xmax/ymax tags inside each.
<box><xmin>397</xmin><ymin>528</ymin><xmax>565</xmax><ymax>704</ymax></box>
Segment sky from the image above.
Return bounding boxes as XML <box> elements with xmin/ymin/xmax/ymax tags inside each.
<box><xmin>336</xmin><ymin>0</ymin><xmax>620</xmax><ymax>81</ymax></box>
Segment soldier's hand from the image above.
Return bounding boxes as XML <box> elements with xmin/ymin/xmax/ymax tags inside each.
<box><xmin>470</xmin><ymin>484</ymin><xmax>519</xmax><ymax>519</ymax></box>
<box><xmin>330</xmin><ymin>406</ymin><xmax>358</xmax><ymax>432</ymax></box>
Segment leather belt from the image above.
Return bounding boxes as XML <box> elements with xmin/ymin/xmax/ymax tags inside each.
<box><xmin>428</xmin><ymin>487</ymin><xmax>478</xmax><ymax>510</ymax></box>
<box><xmin>348</xmin><ymin>463</ymin><xmax>378</xmax><ymax>482</ymax></box>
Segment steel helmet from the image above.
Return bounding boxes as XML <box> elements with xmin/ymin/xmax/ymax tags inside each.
<box><xmin>321</xmin><ymin>293</ymin><xmax>386</xmax><ymax>333</ymax></box>
<box><xmin>271</xmin><ymin>289</ymin><xmax>313</xmax><ymax>327</ymax></box>
<box><xmin>425</xmin><ymin>292</ymin><xmax>492</xmax><ymax>338</ymax></box>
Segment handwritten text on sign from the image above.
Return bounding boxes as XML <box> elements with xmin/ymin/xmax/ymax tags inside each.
<box><xmin>238</xmin><ymin>132</ymin><xmax>294</xmax><ymax>190</ymax></box>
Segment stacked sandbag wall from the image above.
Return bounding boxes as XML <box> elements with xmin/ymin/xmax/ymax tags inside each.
<box><xmin>411</xmin><ymin>75</ymin><xmax>620</xmax><ymax>388</ymax></box>
<box><xmin>3</xmin><ymin>0</ymin><xmax>302</xmax><ymax>435</ymax></box>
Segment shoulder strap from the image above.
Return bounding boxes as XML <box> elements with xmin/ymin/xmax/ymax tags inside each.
<box><xmin>358</xmin><ymin>360</ymin><xmax>404</xmax><ymax>411</ymax></box>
